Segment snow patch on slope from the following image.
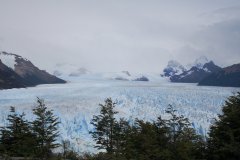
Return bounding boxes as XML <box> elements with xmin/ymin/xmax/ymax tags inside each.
<box><xmin>0</xmin><ymin>52</ymin><xmax>16</xmax><ymax>69</ymax></box>
<box><xmin>163</xmin><ymin>60</ymin><xmax>186</xmax><ymax>77</ymax></box>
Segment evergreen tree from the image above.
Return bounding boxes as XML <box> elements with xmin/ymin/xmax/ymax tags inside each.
<box><xmin>62</xmin><ymin>139</ymin><xmax>71</xmax><ymax>159</ymax></box>
<box><xmin>90</xmin><ymin>98</ymin><xmax>118</xmax><ymax>154</ymax></box>
<box><xmin>154</xmin><ymin>116</ymin><xmax>174</xmax><ymax>159</ymax></box>
<box><xmin>113</xmin><ymin>118</ymin><xmax>130</xmax><ymax>158</ymax></box>
<box><xmin>164</xmin><ymin>105</ymin><xmax>206</xmax><ymax>160</ymax></box>
<box><xmin>0</xmin><ymin>107</ymin><xmax>36</xmax><ymax>157</ymax></box>
<box><xmin>124</xmin><ymin>119</ymin><xmax>161</xmax><ymax>160</ymax></box>
<box><xmin>207</xmin><ymin>92</ymin><xmax>240</xmax><ymax>160</ymax></box>
<box><xmin>32</xmin><ymin>98</ymin><xmax>60</xmax><ymax>159</ymax></box>
<box><xmin>90</xmin><ymin>101</ymin><xmax>206</xmax><ymax>160</ymax></box>
<box><xmin>165</xmin><ymin>105</ymin><xmax>192</xmax><ymax>143</ymax></box>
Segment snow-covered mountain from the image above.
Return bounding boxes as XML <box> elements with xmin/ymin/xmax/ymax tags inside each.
<box><xmin>53</xmin><ymin>66</ymin><xmax>160</xmax><ymax>82</ymax></box>
<box><xmin>162</xmin><ymin>60</ymin><xmax>186</xmax><ymax>77</ymax></box>
<box><xmin>104</xmin><ymin>71</ymin><xmax>149</xmax><ymax>81</ymax></box>
<box><xmin>171</xmin><ymin>61</ymin><xmax>222</xmax><ymax>83</ymax></box>
<box><xmin>101</xmin><ymin>71</ymin><xmax>164</xmax><ymax>82</ymax></box>
<box><xmin>52</xmin><ymin>63</ymin><xmax>90</xmax><ymax>77</ymax></box>
<box><xmin>163</xmin><ymin>56</ymin><xmax>222</xmax><ymax>83</ymax></box>
<box><xmin>0</xmin><ymin>51</ymin><xmax>66</xmax><ymax>89</ymax></box>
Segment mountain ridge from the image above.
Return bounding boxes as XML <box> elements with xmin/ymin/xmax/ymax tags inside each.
<box><xmin>0</xmin><ymin>51</ymin><xmax>66</xmax><ymax>89</ymax></box>
<box><xmin>170</xmin><ymin>61</ymin><xmax>222</xmax><ymax>83</ymax></box>
<box><xmin>162</xmin><ymin>57</ymin><xmax>222</xmax><ymax>83</ymax></box>
<box><xmin>199</xmin><ymin>63</ymin><xmax>240</xmax><ymax>87</ymax></box>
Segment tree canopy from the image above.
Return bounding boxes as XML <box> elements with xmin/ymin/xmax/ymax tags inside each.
<box><xmin>208</xmin><ymin>92</ymin><xmax>240</xmax><ymax>160</ymax></box>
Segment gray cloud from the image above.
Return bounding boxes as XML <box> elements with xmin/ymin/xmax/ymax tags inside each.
<box><xmin>0</xmin><ymin>0</ymin><xmax>240</xmax><ymax>72</ymax></box>
<box><xmin>176</xmin><ymin>6</ymin><xmax>240</xmax><ymax>67</ymax></box>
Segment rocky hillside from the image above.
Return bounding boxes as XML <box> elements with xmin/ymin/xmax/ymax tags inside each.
<box><xmin>0</xmin><ymin>60</ymin><xmax>26</xmax><ymax>89</ymax></box>
<box><xmin>199</xmin><ymin>63</ymin><xmax>240</xmax><ymax>87</ymax></box>
<box><xmin>0</xmin><ymin>51</ymin><xmax>66</xmax><ymax>89</ymax></box>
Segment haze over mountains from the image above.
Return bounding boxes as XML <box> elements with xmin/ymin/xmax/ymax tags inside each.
<box><xmin>52</xmin><ymin>54</ymin><xmax>239</xmax><ymax>87</ymax></box>
<box><xmin>0</xmin><ymin>51</ymin><xmax>239</xmax><ymax>89</ymax></box>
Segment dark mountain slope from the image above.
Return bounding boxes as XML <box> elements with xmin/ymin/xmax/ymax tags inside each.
<box><xmin>199</xmin><ymin>63</ymin><xmax>240</xmax><ymax>87</ymax></box>
<box><xmin>0</xmin><ymin>60</ymin><xmax>26</xmax><ymax>89</ymax></box>
<box><xmin>0</xmin><ymin>51</ymin><xmax>66</xmax><ymax>89</ymax></box>
<box><xmin>14</xmin><ymin>54</ymin><xmax>66</xmax><ymax>85</ymax></box>
<box><xmin>170</xmin><ymin>61</ymin><xmax>222</xmax><ymax>83</ymax></box>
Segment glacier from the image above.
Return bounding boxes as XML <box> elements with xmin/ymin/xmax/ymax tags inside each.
<box><xmin>0</xmin><ymin>75</ymin><xmax>239</xmax><ymax>153</ymax></box>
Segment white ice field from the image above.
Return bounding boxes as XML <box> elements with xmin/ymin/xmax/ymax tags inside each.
<box><xmin>0</xmin><ymin>75</ymin><xmax>239</xmax><ymax>153</ymax></box>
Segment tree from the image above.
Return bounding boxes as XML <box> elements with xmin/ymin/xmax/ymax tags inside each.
<box><xmin>113</xmin><ymin>118</ymin><xmax>131</xmax><ymax>158</ymax></box>
<box><xmin>62</xmin><ymin>139</ymin><xmax>71</xmax><ymax>159</ymax></box>
<box><xmin>90</xmin><ymin>100</ymin><xmax>206</xmax><ymax>160</ymax></box>
<box><xmin>165</xmin><ymin>105</ymin><xmax>192</xmax><ymax>143</ymax></box>
<box><xmin>0</xmin><ymin>107</ymin><xmax>36</xmax><ymax>157</ymax></box>
<box><xmin>61</xmin><ymin>140</ymin><xmax>80</xmax><ymax>160</ymax></box>
<box><xmin>123</xmin><ymin>119</ymin><xmax>162</xmax><ymax>160</ymax></box>
<box><xmin>154</xmin><ymin>116</ymin><xmax>174</xmax><ymax>160</ymax></box>
<box><xmin>32</xmin><ymin>98</ymin><xmax>60</xmax><ymax>159</ymax></box>
<box><xmin>207</xmin><ymin>92</ymin><xmax>240</xmax><ymax>160</ymax></box>
<box><xmin>164</xmin><ymin>105</ymin><xmax>206</xmax><ymax>160</ymax></box>
<box><xmin>90</xmin><ymin>98</ymin><xmax>118</xmax><ymax>154</ymax></box>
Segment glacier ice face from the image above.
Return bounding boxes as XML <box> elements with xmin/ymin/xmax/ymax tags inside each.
<box><xmin>0</xmin><ymin>77</ymin><xmax>238</xmax><ymax>153</ymax></box>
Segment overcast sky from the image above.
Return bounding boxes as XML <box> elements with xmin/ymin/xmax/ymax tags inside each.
<box><xmin>0</xmin><ymin>0</ymin><xmax>240</xmax><ymax>73</ymax></box>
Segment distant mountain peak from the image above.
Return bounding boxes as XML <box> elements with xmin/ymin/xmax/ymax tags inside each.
<box><xmin>162</xmin><ymin>60</ymin><xmax>186</xmax><ymax>77</ymax></box>
<box><xmin>190</xmin><ymin>56</ymin><xmax>210</xmax><ymax>69</ymax></box>
<box><xmin>162</xmin><ymin>56</ymin><xmax>222</xmax><ymax>83</ymax></box>
<box><xmin>122</xmin><ymin>71</ymin><xmax>131</xmax><ymax>76</ymax></box>
<box><xmin>69</xmin><ymin>67</ymin><xmax>90</xmax><ymax>77</ymax></box>
<box><xmin>52</xmin><ymin>63</ymin><xmax>90</xmax><ymax>77</ymax></box>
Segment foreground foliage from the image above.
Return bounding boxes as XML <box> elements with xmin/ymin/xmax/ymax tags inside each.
<box><xmin>90</xmin><ymin>99</ymin><xmax>206</xmax><ymax>160</ymax></box>
<box><xmin>0</xmin><ymin>92</ymin><xmax>240</xmax><ymax>160</ymax></box>
<box><xmin>0</xmin><ymin>98</ymin><xmax>60</xmax><ymax>159</ymax></box>
<box><xmin>89</xmin><ymin>93</ymin><xmax>240</xmax><ymax>160</ymax></box>
<box><xmin>207</xmin><ymin>92</ymin><xmax>240</xmax><ymax>160</ymax></box>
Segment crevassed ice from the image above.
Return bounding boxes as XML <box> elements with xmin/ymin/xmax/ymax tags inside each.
<box><xmin>0</xmin><ymin>78</ymin><xmax>238</xmax><ymax>153</ymax></box>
